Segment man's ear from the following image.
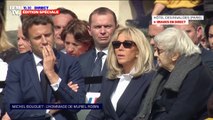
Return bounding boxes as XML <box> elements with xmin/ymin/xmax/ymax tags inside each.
<box><xmin>87</xmin><ymin>25</ymin><xmax>92</xmax><ymax>36</ymax></box>
<box><xmin>196</xmin><ymin>25</ymin><xmax>203</xmax><ymax>40</ymax></box>
<box><xmin>171</xmin><ymin>52</ymin><xmax>180</xmax><ymax>62</ymax></box>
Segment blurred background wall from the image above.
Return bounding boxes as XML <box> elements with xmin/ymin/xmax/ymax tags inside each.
<box><xmin>4</xmin><ymin>0</ymin><xmax>154</xmax><ymax>46</ymax></box>
<box><xmin>5</xmin><ymin>0</ymin><xmax>133</xmax><ymax>31</ymax></box>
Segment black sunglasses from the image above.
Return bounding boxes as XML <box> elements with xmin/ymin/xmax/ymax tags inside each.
<box><xmin>112</xmin><ymin>40</ymin><xmax>135</xmax><ymax>49</ymax></box>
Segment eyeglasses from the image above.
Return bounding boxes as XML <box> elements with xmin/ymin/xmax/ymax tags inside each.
<box><xmin>154</xmin><ymin>47</ymin><xmax>165</xmax><ymax>55</ymax></box>
<box><xmin>112</xmin><ymin>40</ymin><xmax>135</xmax><ymax>49</ymax></box>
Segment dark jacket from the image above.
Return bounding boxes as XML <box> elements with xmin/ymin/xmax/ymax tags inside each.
<box><xmin>79</xmin><ymin>48</ymin><xmax>107</xmax><ymax>92</ymax></box>
<box><xmin>135</xmin><ymin>54</ymin><xmax>213</xmax><ymax>120</ymax></box>
<box><xmin>86</xmin><ymin>71</ymin><xmax>154</xmax><ymax>120</ymax></box>
<box><xmin>3</xmin><ymin>51</ymin><xmax>85</xmax><ymax>120</ymax></box>
<box><xmin>201</xmin><ymin>47</ymin><xmax>213</xmax><ymax>71</ymax></box>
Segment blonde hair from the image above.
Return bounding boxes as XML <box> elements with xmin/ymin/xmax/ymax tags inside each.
<box><xmin>107</xmin><ymin>26</ymin><xmax>154</xmax><ymax>79</ymax></box>
<box><xmin>0</xmin><ymin>13</ymin><xmax>14</xmax><ymax>52</ymax></box>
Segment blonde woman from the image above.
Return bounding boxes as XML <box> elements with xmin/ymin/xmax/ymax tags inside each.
<box><xmin>86</xmin><ymin>26</ymin><xmax>154</xmax><ymax>120</ymax></box>
<box><xmin>17</xmin><ymin>26</ymin><xmax>31</xmax><ymax>53</ymax></box>
<box><xmin>0</xmin><ymin>13</ymin><xmax>18</xmax><ymax>63</ymax></box>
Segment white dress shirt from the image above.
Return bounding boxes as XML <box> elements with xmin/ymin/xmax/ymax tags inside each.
<box><xmin>0</xmin><ymin>59</ymin><xmax>8</xmax><ymax>92</ymax></box>
<box><xmin>110</xmin><ymin>68</ymin><xmax>135</xmax><ymax>111</ymax></box>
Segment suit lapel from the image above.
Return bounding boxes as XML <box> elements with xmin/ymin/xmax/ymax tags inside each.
<box><xmin>101</xmin><ymin>61</ymin><xmax>108</xmax><ymax>76</ymax></box>
<box><xmin>27</xmin><ymin>53</ymin><xmax>43</xmax><ymax>102</ymax></box>
<box><xmin>89</xmin><ymin>49</ymin><xmax>96</xmax><ymax>76</ymax></box>
<box><xmin>84</xmin><ymin>49</ymin><xmax>96</xmax><ymax>91</ymax></box>
<box><xmin>115</xmin><ymin>75</ymin><xmax>149</xmax><ymax>117</ymax></box>
<box><xmin>27</xmin><ymin>50</ymin><xmax>61</xmax><ymax>103</ymax></box>
<box><xmin>104</xmin><ymin>79</ymin><xmax>120</xmax><ymax>119</ymax></box>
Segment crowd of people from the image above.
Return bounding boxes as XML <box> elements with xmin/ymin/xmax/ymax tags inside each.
<box><xmin>126</xmin><ymin>0</ymin><xmax>213</xmax><ymax>29</ymax></box>
<box><xmin>0</xmin><ymin>3</ymin><xmax>213</xmax><ymax>120</ymax></box>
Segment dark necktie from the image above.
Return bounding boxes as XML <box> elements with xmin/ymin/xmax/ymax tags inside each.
<box><xmin>88</xmin><ymin>52</ymin><xmax>105</xmax><ymax>92</ymax></box>
<box><xmin>40</xmin><ymin>61</ymin><xmax>48</xmax><ymax>103</ymax></box>
<box><xmin>92</xmin><ymin>52</ymin><xmax>105</xmax><ymax>76</ymax></box>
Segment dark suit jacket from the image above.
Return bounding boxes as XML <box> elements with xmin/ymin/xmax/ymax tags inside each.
<box><xmin>86</xmin><ymin>72</ymin><xmax>154</xmax><ymax>120</ymax></box>
<box><xmin>3</xmin><ymin>51</ymin><xmax>85</xmax><ymax>120</ymax></box>
<box><xmin>79</xmin><ymin>48</ymin><xmax>107</xmax><ymax>92</ymax></box>
<box><xmin>201</xmin><ymin>48</ymin><xmax>213</xmax><ymax>71</ymax></box>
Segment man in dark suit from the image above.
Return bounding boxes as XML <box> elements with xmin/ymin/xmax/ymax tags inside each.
<box><xmin>53</xmin><ymin>7</ymin><xmax>78</xmax><ymax>53</ymax></box>
<box><xmin>79</xmin><ymin>7</ymin><xmax>118</xmax><ymax>93</ymax></box>
<box><xmin>3</xmin><ymin>15</ymin><xmax>85</xmax><ymax>120</ymax></box>
<box><xmin>77</xmin><ymin>7</ymin><xmax>118</xmax><ymax>120</ymax></box>
<box><xmin>173</xmin><ymin>9</ymin><xmax>213</xmax><ymax>71</ymax></box>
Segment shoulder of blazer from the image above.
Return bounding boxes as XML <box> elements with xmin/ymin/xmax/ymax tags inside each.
<box><xmin>9</xmin><ymin>51</ymin><xmax>32</xmax><ymax>64</ymax></box>
<box><xmin>7</xmin><ymin>52</ymin><xmax>34</xmax><ymax>71</ymax></box>
<box><xmin>134</xmin><ymin>70</ymin><xmax>156</xmax><ymax>81</ymax></box>
<box><xmin>201</xmin><ymin>49</ymin><xmax>213</xmax><ymax>59</ymax></box>
<box><xmin>104</xmin><ymin>71</ymin><xmax>155</xmax><ymax>84</ymax></box>
<box><xmin>53</xmin><ymin>50</ymin><xmax>80</xmax><ymax>67</ymax></box>
<box><xmin>79</xmin><ymin>48</ymin><xmax>96</xmax><ymax>60</ymax></box>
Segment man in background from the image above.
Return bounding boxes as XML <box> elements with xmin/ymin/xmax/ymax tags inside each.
<box><xmin>173</xmin><ymin>8</ymin><xmax>213</xmax><ymax>71</ymax></box>
<box><xmin>53</xmin><ymin>7</ymin><xmax>78</xmax><ymax>52</ymax></box>
<box><xmin>148</xmin><ymin>23</ymin><xmax>165</xmax><ymax>46</ymax></box>
<box><xmin>77</xmin><ymin>7</ymin><xmax>118</xmax><ymax>120</ymax></box>
<box><xmin>79</xmin><ymin>7</ymin><xmax>118</xmax><ymax>93</ymax></box>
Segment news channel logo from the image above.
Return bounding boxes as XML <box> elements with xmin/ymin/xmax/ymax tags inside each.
<box><xmin>9</xmin><ymin>5</ymin><xmax>49</xmax><ymax>16</ymax></box>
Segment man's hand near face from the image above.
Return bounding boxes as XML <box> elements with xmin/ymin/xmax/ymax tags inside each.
<box><xmin>42</xmin><ymin>44</ymin><xmax>59</xmax><ymax>84</ymax></box>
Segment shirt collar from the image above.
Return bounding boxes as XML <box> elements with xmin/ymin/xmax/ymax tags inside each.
<box><xmin>95</xmin><ymin>47</ymin><xmax>108</xmax><ymax>56</ymax></box>
<box><xmin>117</xmin><ymin>67</ymin><xmax>136</xmax><ymax>80</ymax></box>
<box><xmin>33</xmin><ymin>53</ymin><xmax>42</xmax><ymax>66</ymax></box>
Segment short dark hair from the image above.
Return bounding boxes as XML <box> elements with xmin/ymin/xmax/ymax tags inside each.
<box><xmin>55</xmin><ymin>7</ymin><xmax>78</xmax><ymax>20</ymax></box>
<box><xmin>88</xmin><ymin>7</ymin><xmax>117</xmax><ymax>25</ymax></box>
<box><xmin>20</xmin><ymin>14</ymin><xmax>30</xmax><ymax>23</ymax></box>
<box><xmin>61</xmin><ymin>19</ymin><xmax>91</xmax><ymax>41</ymax></box>
<box><xmin>22</xmin><ymin>15</ymin><xmax>54</xmax><ymax>39</ymax></box>
<box><xmin>61</xmin><ymin>19</ymin><xmax>93</xmax><ymax>49</ymax></box>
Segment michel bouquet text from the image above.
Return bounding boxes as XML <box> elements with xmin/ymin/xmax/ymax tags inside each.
<box><xmin>10</xmin><ymin>104</ymin><xmax>102</xmax><ymax>110</ymax></box>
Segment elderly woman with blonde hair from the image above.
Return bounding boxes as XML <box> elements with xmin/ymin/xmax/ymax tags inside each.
<box><xmin>86</xmin><ymin>26</ymin><xmax>155</xmax><ymax>120</ymax></box>
<box><xmin>135</xmin><ymin>27</ymin><xmax>213</xmax><ymax>120</ymax></box>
